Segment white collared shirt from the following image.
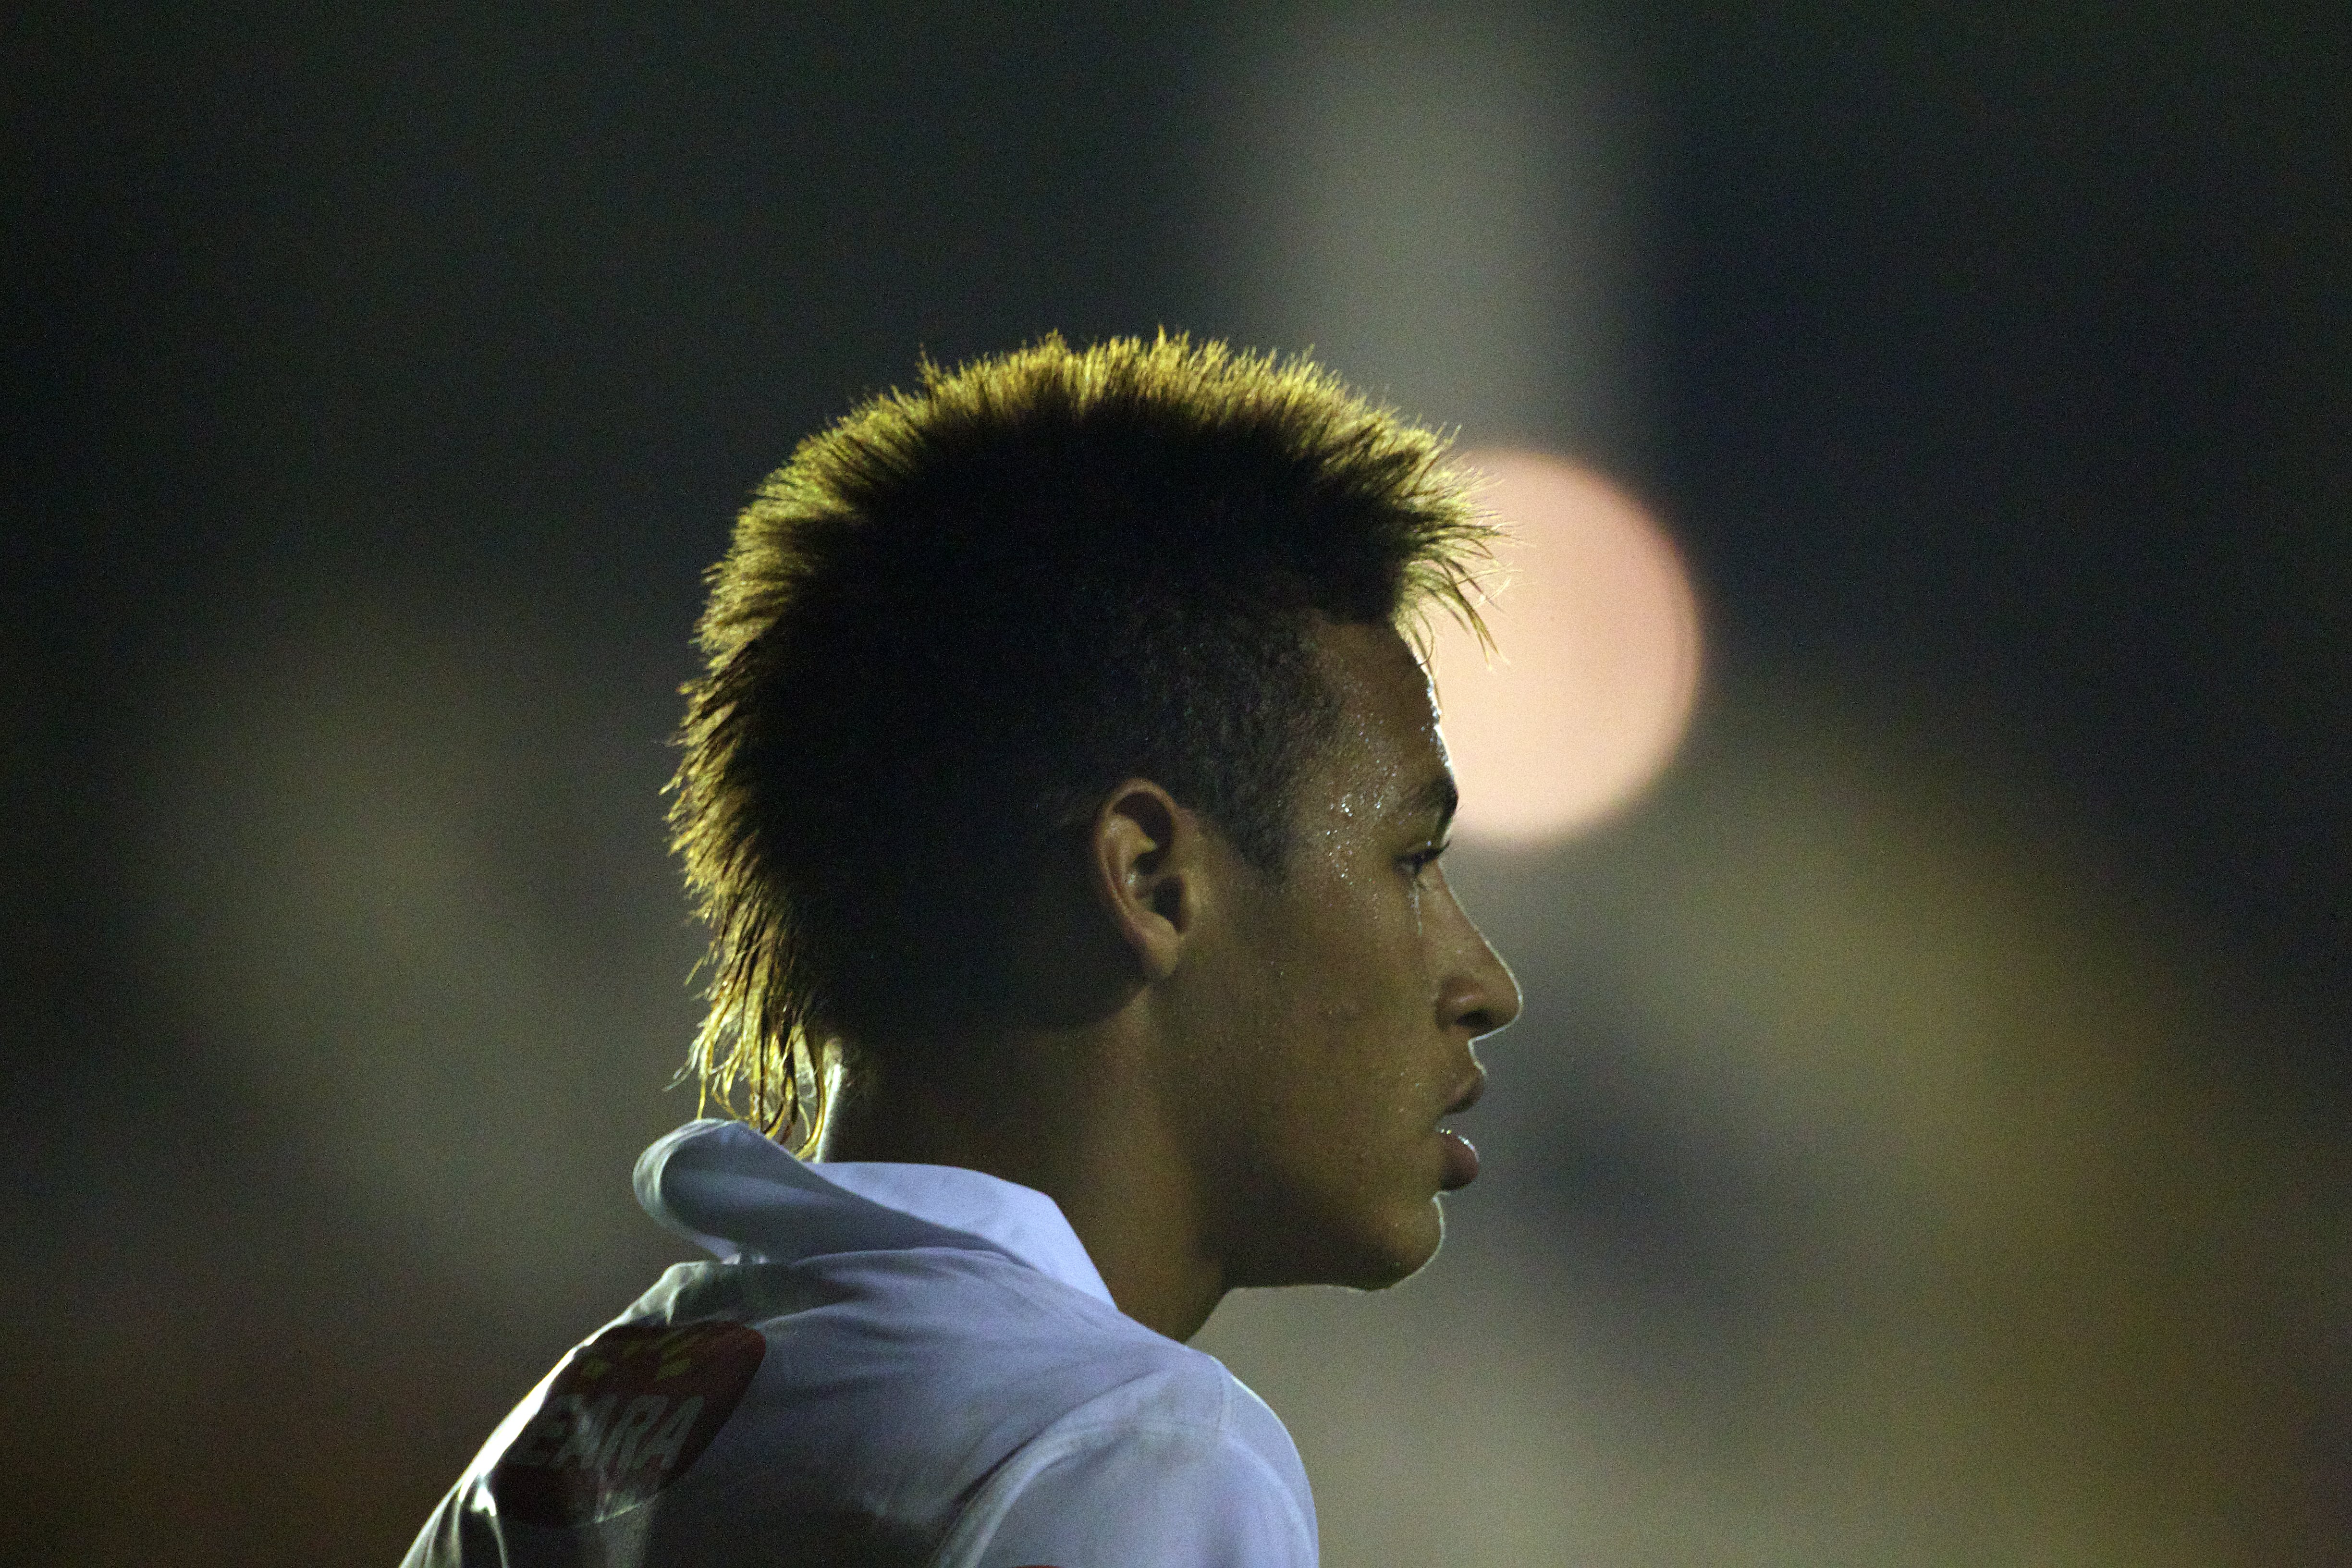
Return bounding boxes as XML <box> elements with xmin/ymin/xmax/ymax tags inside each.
<box><xmin>403</xmin><ymin>1119</ymin><xmax>1318</xmax><ymax>1568</ymax></box>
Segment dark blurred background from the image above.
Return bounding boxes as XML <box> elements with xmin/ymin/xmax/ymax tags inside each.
<box><xmin>6</xmin><ymin>4</ymin><xmax>2347</xmax><ymax>1564</ymax></box>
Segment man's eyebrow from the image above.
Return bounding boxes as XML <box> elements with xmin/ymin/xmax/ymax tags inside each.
<box><xmin>1400</xmin><ymin>771</ymin><xmax>1459</xmax><ymax>831</ymax></box>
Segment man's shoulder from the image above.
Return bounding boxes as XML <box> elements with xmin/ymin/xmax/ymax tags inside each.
<box><xmin>707</xmin><ymin>1249</ymin><xmax>1313</xmax><ymax>1568</ymax></box>
<box><xmin>404</xmin><ymin>1258</ymin><xmax>1308</xmax><ymax>1568</ymax></box>
<box><xmin>664</xmin><ymin>1247</ymin><xmax>1263</xmax><ymax>1484</ymax></box>
<box><xmin>711</xmin><ymin>1243</ymin><xmax>1239</xmax><ymax>1439</ymax></box>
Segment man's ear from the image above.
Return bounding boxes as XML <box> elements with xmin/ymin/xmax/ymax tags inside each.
<box><xmin>1090</xmin><ymin>780</ymin><xmax>1203</xmax><ymax>984</ymax></box>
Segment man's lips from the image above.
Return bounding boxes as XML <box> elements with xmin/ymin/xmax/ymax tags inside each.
<box><xmin>1438</xmin><ymin>1128</ymin><xmax>1481</xmax><ymax>1190</ymax></box>
<box><xmin>1437</xmin><ymin>1066</ymin><xmax>1487</xmax><ymax>1189</ymax></box>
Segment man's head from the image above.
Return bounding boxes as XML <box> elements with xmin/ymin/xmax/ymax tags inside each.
<box><xmin>672</xmin><ymin>334</ymin><xmax>1506</xmax><ymax>1164</ymax></box>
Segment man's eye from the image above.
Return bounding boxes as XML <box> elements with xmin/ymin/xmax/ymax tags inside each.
<box><xmin>1403</xmin><ymin>844</ymin><xmax>1448</xmax><ymax>877</ymax></box>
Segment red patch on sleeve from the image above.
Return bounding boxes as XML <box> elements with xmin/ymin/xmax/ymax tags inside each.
<box><xmin>489</xmin><ymin>1320</ymin><xmax>766</xmax><ymax>1527</ymax></box>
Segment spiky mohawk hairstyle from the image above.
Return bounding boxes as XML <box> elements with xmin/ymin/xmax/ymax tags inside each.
<box><xmin>670</xmin><ymin>333</ymin><xmax>1494</xmax><ymax>1148</ymax></box>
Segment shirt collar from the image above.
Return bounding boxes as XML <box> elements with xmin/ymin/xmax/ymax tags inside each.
<box><xmin>634</xmin><ymin>1119</ymin><xmax>1115</xmax><ymax>1310</ymax></box>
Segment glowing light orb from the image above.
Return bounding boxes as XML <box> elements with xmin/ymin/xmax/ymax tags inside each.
<box><xmin>1430</xmin><ymin>451</ymin><xmax>1703</xmax><ymax>844</ymax></box>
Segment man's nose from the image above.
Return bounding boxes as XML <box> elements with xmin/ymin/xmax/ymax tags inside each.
<box><xmin>1437</xmin><ymin>897</ymin><xmax>1521</xmax><ymax>1039</ymax></box>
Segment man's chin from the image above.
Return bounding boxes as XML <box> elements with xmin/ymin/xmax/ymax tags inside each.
<box><xmin>1229</xmin><ymin>1195</ymin><xmax>1449</xmax><ymax>1290</ymax></box>
<box><xmin>1329</xmin><ymin>1203</ymin><xmax>1448</xmax><ymax>1292</ymax></box>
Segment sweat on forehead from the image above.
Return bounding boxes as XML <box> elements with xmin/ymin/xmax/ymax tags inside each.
<box><xmin>1294</xmin><ymin>623</ymin><xmax>1457</xmax><ymax>824</ymax></box>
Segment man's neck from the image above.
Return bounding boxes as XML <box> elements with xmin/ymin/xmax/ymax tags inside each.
<box><xmin>818</xmin><ymin>1029</ymin><xmax>1229</xmax><ymax>1342</ymax></box>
